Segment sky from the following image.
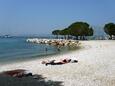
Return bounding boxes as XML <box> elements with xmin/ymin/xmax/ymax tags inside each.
<box><xmin>0</xmin><ymin>0</ymin><xmax>115</xmax><ymax>36</ymax></box>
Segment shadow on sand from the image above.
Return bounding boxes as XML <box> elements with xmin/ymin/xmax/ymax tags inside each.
<box><xmin>0</xmin><ymin>74</ymin><xmax>63</xmax><ymax>86</ymax></box>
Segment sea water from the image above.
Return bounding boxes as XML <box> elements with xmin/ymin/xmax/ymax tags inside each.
<box><xmin>0</xmin><ymin>37</ymin><xmax>58</xmax><ymax>64</ymax></box>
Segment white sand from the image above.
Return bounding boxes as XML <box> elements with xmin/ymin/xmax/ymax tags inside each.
<box><xmin>0</xmin><ymin>40</ymin><xmax>115</xmax><ymax>86</ymax></box>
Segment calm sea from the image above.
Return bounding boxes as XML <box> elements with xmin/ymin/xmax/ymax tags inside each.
<box><xmin>0</xmin><ymin>37</ymin><xmax>58</xmax><ymax>64</ymax></box>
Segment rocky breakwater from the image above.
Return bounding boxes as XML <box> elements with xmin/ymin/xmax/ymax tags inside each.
<box><xmin>26</xmin><ymin>38</ymin><xmax>80</xmax><ymax>48</ymax></box>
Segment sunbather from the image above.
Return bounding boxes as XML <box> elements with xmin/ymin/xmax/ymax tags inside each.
<box><xmin>42</xmin><ymin>58</ymin><xmax>75</xmax><ymax>66</ymax></box>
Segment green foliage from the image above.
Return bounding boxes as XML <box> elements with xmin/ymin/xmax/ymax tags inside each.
<box><xmin>88</xmin><ymin>27</ymin><xmax>94</xmax><ymax>36</ymax></box>
<box><xmin>104</xmin><ymin>23</ymin><xmax>115</xmax><ymax>39</ymax></box>
<box><xmin>59</xmin><ymin>28</ymin><xmax>70</xmax><ymax>35</ymax></box>
<box><xmin>52</xmin><ymin>21</ymin><xmax>94</xmax><ymax>40</ymax></box>
<box><xmin>68</xmin><ymin>22</ymin><xmax>94</xmax><ymax>39</ymax></box>
<box><xmin>52</xmin><ymin>30</ymin><xmax>61</xmax><ymax>39</ymax></box>
<box><xmin>52</xmin><ymin>30</ymin><xmax>61</xmax><ymax>35</ymax></box>
<box><xmin>104</xmin><ymin>23</ymin><xmax>115</xmax><ymax>35</ymax></box>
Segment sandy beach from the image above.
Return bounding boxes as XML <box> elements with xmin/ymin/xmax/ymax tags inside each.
<box><xmin>0</xmin><ymin>40</ymin><xmax>115</xmax><ymax>86</ymax></box>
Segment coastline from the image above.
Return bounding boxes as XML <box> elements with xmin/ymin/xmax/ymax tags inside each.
<box><xmin>0</xmin><ymin>43</ymin><xmax>82</xmax><ymax>66</ymax></box>
<box><xmin>0</xmin><ymin>40</ymin><xmax>115</xmax><ymax>86</ymax></box>
<box><xmin>0</xmin><ymin>38</ymin><xmax>81</xmax><ymax>65</ymax></box>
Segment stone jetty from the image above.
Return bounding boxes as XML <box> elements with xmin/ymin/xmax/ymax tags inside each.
<box><xmin>26</xmin><ymin>38</ymin><xmax>80</xmax><ymax>47</ymax></box>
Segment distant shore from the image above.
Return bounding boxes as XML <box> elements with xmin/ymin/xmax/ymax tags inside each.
<box><xmin>0</xmin><ymin>40</ymin><xmax>115</xmax><ymax>86</ymax></box>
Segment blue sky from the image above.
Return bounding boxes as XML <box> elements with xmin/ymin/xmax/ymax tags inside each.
<box><xmin>0</xmin><ymin>0</ymin><xmax>115</xmax><ymax>35</ymax></box>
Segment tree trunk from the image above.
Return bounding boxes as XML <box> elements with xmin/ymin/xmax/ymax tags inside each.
<box><xmin>113</xmin><ymin>35</ymin><xmax>115</xmax><ymax>40</ymax></box>
<box><xmin>76</xmin><ymin>36</ymin><xmax>78</xmax><ymax>40</ymax></box>
<box><xmin>109</xmin><ymin>35</ymin><xmax>112</xmax><ymax>40</ymax></box>
<box><xmin>67</xmin><ymin>35</ymin><xmax>69</xmax><ymax>40</ymax></box>
<box><xmin>64</xmin><ymin>35</ymin><xmax>66</xmax><ymax>39</ymax></box>
<box><xmin>83</xmin><ymin>36</ymin><xmax>85</xmax><ymax>40</ymax></box>
<box><xmin>56</xmin><ymin>35</ymin><xmax>58</xmax><ymax>39</ymax></box>
<box><xmin>80</xmin><ymin>36</ymin><xmax>82</xmax><ymax>40</ymax></box>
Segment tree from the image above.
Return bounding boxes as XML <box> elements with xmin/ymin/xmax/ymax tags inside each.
<box><xmin>68</xmin><ymin>22</ymin><xmax>94</xmax><ymax>40</ymax></box>
<box><xmin>85</xmin><ymin>27</ymin><xmax>94</xmax><ymax>36</ymax></box>
<box><xmin>104</xmin><ymin>23</ymin><xmax>115</xmax><ymax>39</ymax></box>
<box><xmin>52</xmin><ymin>30</ymin><xmax>61</xmax><ymax>39</ymax></box>
<box><xmin>59</xmin><ymin>28</ymin><xmax>70</xmax><ymax>39</ymax></box>
<box><xmin>52</xmin><ymin>21</ymin><xmax>94</xmax><ymax>40</ymax></box>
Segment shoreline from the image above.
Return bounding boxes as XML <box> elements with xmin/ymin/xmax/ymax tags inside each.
<box><xmin>0</xmin><ymin>38</ymin><xmax>81</xmax><ymax>65</ymax></box>
<box><xmin>0</xmin><ymin>40</ymin><xmax>115</xmax><ymax>86</ymax></box>
<box><xmin>0</xmin><ymin>46</ymin><xmax>81</xmax><ymax>66</ymax></box>
<box><xmin>0</xmin><ymin>42</ymin><xmax>82</xmax><ymax>66</ymax></box>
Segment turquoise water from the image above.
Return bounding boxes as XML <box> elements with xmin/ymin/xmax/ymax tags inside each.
<box><xmin>0</xmin><ymin>37</ymin><xmax>58</xmax><ymax>64</ymax></box>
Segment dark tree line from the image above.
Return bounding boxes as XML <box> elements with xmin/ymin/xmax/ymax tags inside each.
<box><xmin>68</xmin><ymin>22</ymin><xmax>93</xmax><ymax>40</ymax></box>
<box><xmin>104</xmin><ymin>23</ymin><xmax>115</xmax><ymax>39</ymax></box>
<box><xmin>52</xmin><ymin>21</ymin><xmax>94</xmax><ymax>40</ymax></box>
<box><xmin>52</xmin><ymin>21</ymin><xmax>115</xmax><ymax>40</ymax></box>
<box><xmin>52</xmin><ymin>30</ymin><xmax>61</xmax><ymax>39</ymax></box>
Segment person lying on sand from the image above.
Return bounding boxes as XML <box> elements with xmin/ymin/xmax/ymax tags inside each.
<box><xmin>42</xmin><ymin>59</ymin><xmax>78</xmax><ymax>66</ymax></box>
<box><xmin>42</xmin><ymin>60</ymin><xmax>64</xmax><ymax>66</ymax></box>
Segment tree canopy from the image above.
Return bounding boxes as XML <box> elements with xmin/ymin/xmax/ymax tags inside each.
<box><xmin>104</xmin><ymin>23</ymin><xmax>115</xmax><ymax>39</ymax></box>
<box><xmin>68</xmin><ymin>22</ymin><xmax>94</xmax><ymax>39</ymax></box>
<box><xmin>52</xmin><ymin>30</ymin><xmax>61</xmax><ymax>38</ymax></box>
<box><xmin>52</xmin><ymin>30</ymin><xmax>60</xmax><ymax>35</ymax></box>
<box><xmin>52</xmin><ymin>21</ymin><xmax>94</xmax><ymax>40</ymax></box>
